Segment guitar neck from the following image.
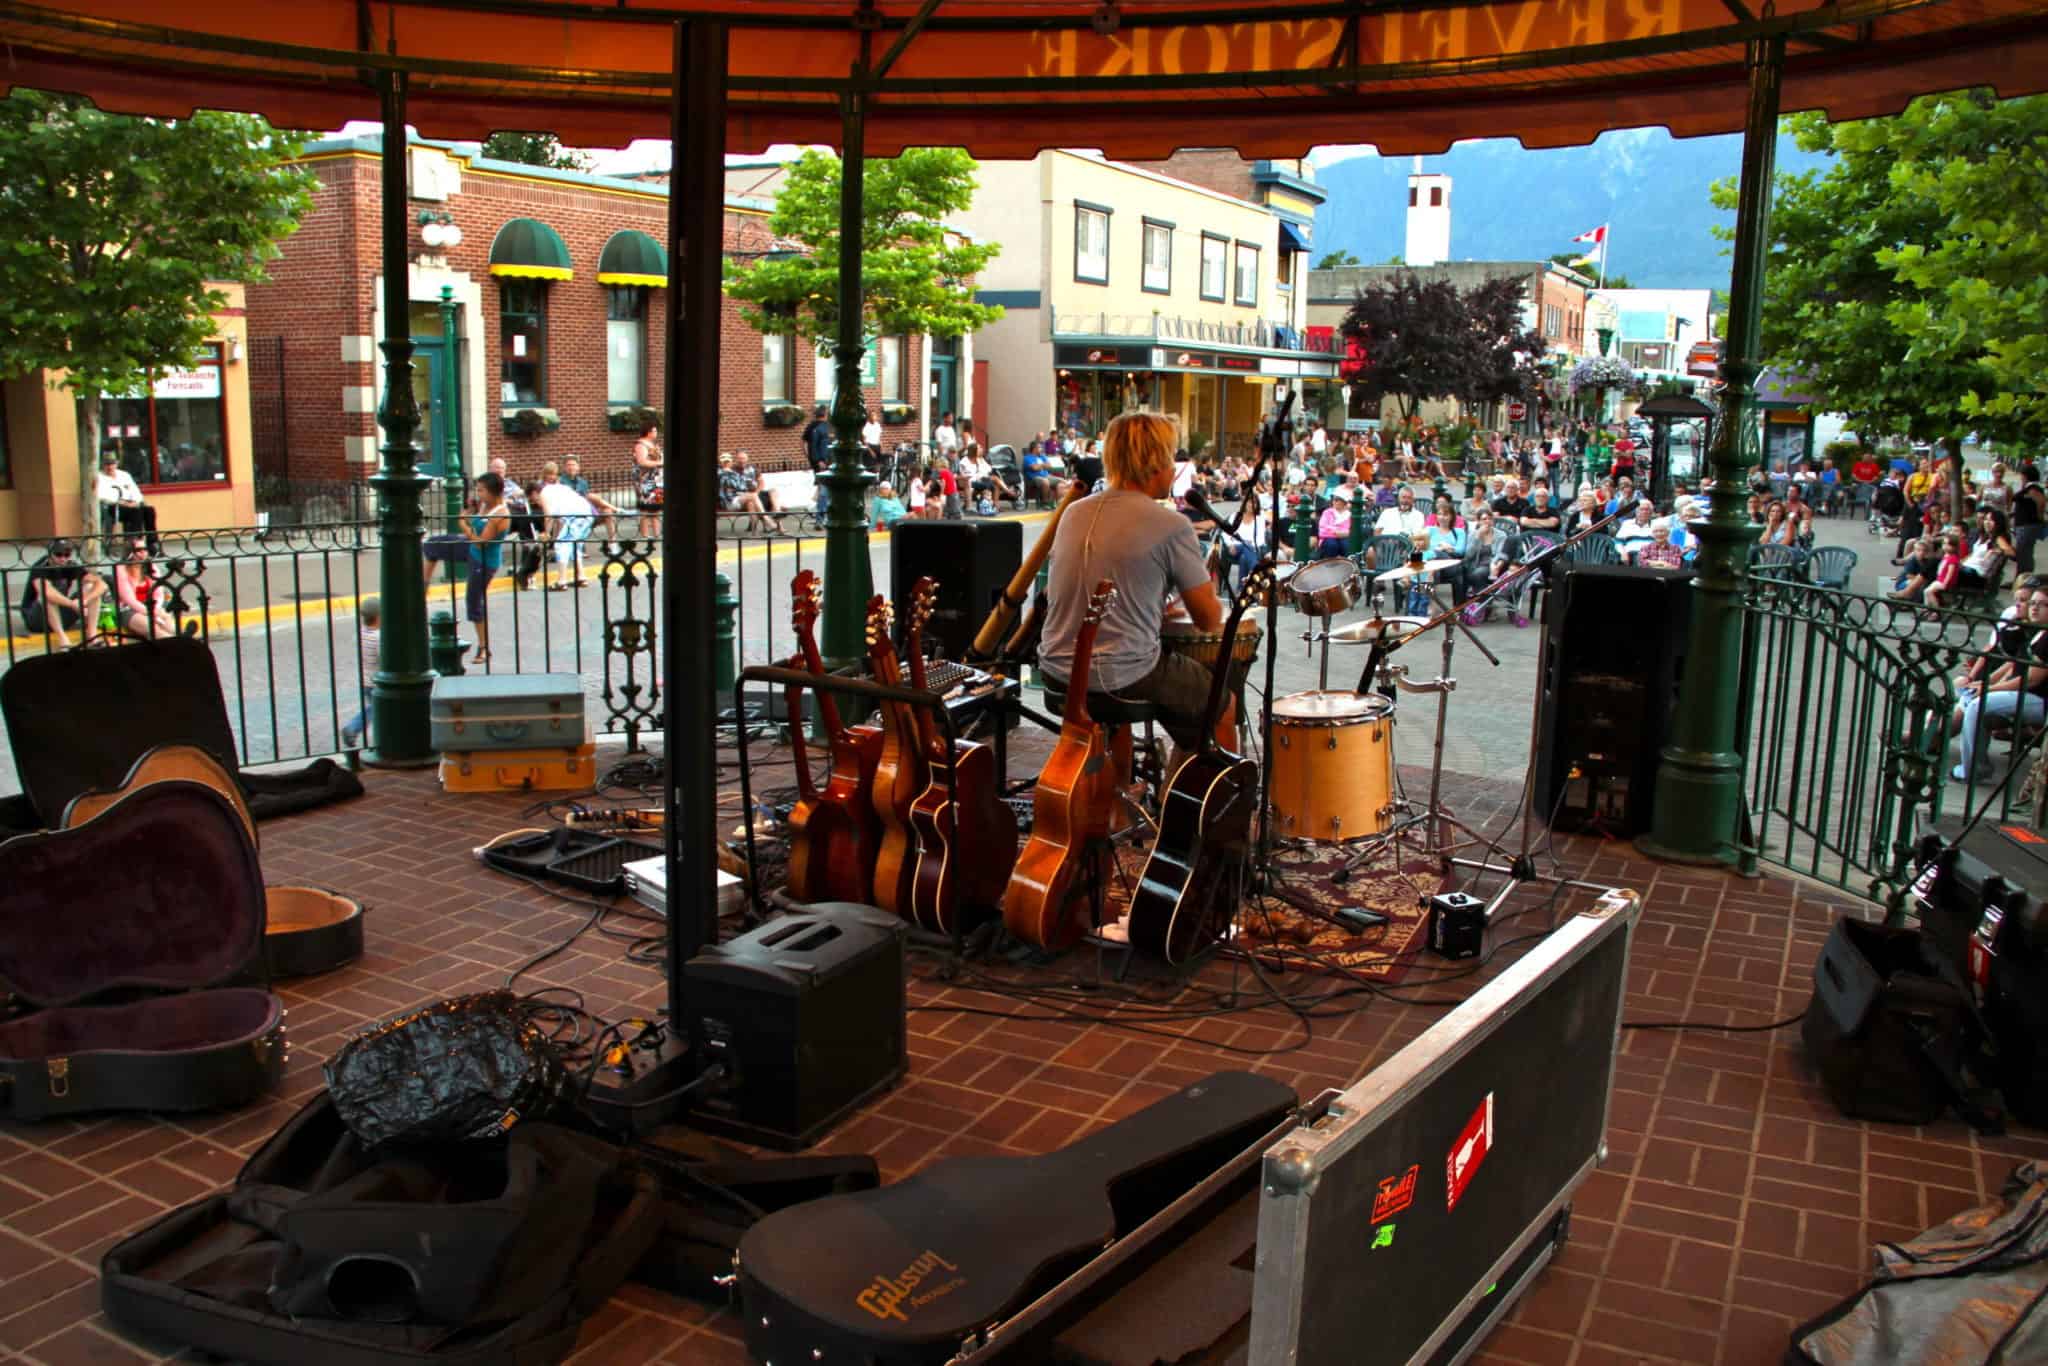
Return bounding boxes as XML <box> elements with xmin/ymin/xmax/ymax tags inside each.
<box><xmin>796</xmin><ymin>631</ymin><xmax>845</xmax><ymax>738</ymax></box>
<box><xmin>1193</xmin><ymin>563</ymin><xmax>1265</xmax><ymax>751</ymax></box>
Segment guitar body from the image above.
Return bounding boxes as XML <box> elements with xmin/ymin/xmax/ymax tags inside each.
<box><xmin>907</xmin><ymin>739</ymin><xmax>1018</xmax><ymax>934</ymax></box>
<box><xmin>1126</xmin><ymin>750</ymin><xmax>1258</xmax><ymax>963</ymax></box>
<box><xmin>869</xmin><ymin>707</ymin><xmax>924</xmax><ymax>918</ymax></box>
<box><xmin>61</xmin><ymin>744</ymin><xmax>253</xmax><ymax>846</ymax></box>
<box><xmin>787</xmin><ymin>722</ymin><xmax>883</xmax><ymax>905</ymax></box>
<box><xmin>1002</xmin><ymin>721</ymin><xmax>1114</xmax><ymax>950</ymax></box>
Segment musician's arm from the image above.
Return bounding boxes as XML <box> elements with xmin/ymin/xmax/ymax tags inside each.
<box><xmin>1181</xmin><ymin>581</ymin><xmax>1224</xmax><ymax>632</ymax></box>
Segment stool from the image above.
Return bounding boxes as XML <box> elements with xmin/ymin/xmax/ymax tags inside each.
<box><xmin>1041</xmin><ymin>685</ymin><xmax>1165</xmax><ymax>837</ymax></box>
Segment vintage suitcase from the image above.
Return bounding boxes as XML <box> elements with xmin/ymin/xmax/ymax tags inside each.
<box><xmin>440</xmin><ymin>742</ymin><xmax>598</xmax><ymax>793</ymax></box>
<box><xmin>430</xmin><ymin>673</ymin><xmax>587</xmax><ymax>752</ymax></box>
<box><xmin>0</xmin><ymin>781</ymin><xmax>286</xmax><ymax>1120</ymax></box>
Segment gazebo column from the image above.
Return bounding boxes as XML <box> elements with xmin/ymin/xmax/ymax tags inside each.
<box><xmin>820</xmin><ymin>91</ymin><xmax>878</xmax><ymax>672</ymax></box>
<box><xmin>662</xmin><ymin>18</ymin><xmax>729</xmax><ymax>1032</ymax></box>
<box><xmin>1638</xmin><ymin>34</ymin><xmax>1783</xmax><ymax>868</ymax></box>
<box><xmin>366</xmin><ymin>71</ymin><xmax>435</xmax><ymax>767</ymax></box>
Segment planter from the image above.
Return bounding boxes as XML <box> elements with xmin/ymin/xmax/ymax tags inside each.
<box><xmin>608</xmin><ymin>405</ymin><xmax>660</xmax><ymax>434</ymax></box>
<box><xmin>881</xmin><ymin>404</ymin><xmax>916</xmax><ymax>426</ymax></box>
<box><xmin>502</xmin><ymin>407</ymin><xmax>560</xmax><ymax>437</ymax></box>
<box><xmin>762</xmin><ymin>404</ymin><xmax>805</xmax><ymax>428</ymax></box>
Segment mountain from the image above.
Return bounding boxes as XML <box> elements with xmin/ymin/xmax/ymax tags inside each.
<box><xmin>1310</xmin><ymin>127</ymin><xmax>1828</xmax><ymax>291</ymax></box>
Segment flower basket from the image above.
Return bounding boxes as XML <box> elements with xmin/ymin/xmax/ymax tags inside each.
<box><xmin>880</xmin><ymin>403</ymin><xmax>916</xmax><ymax>426</ymax></box>
<box><xmin>607</xmin><ymin>404</ymin><xmax>660</xmax><ymax>434</ymax></box>
<box><xmin>762</xmin><ymin>403</ymin><xmax>805</xmax><ymax>428</ymax></box>
<box><xmin>501</xmin><ymin>407</ymin><xmax>560</xmax><ymax>437</ymax></box>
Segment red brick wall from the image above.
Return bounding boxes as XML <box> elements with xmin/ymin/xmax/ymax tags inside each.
<box><xmin>1128</xmin><ymin>149</ymin><xmax>1257</xmax><ymax>201</ymax></box>
<box><xmin>246</xmin><ymin>149</ymin><xmax>924</xmax><ymax>494</ymax></box>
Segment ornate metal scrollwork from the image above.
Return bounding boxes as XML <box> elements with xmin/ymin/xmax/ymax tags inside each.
<box><xmin>600</xmin><ymin>537</ymin><xmax>661</xmax><ymax>751</ymax></box>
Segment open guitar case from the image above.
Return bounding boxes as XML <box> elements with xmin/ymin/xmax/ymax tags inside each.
<box><xmin>0</xmin><ymin>635</ymin><xmax>364</xmax><ymax>837</ymax></box>
<box><xmin>0</xmin><ymin>781</ymin><xmax>288</xmax><ymax>1120</ymax></box>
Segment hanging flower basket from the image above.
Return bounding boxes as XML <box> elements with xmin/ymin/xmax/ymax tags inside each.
<box><xmin>1567</xmin><ymin>355</ymin><xmax>1637</xmax><ymax>396</ymax></box>
<box><xmin>501</xmin><ymin>406</ymin><xmax>560</xmax><ymax>436</ymax></box>
<box><xmin>762</xmin><ymin>403</ymin><xmax>805</xmax><ymax>427</ymax></box>
<box><xmin>607</xmin><ymin>404</ymin><xmax>661</xmax><ymax>433</ymax></box>
<box><xmin>881</xmin><ymin>403</ymin><xmax>916</xmax><ymax>425</ymax></box>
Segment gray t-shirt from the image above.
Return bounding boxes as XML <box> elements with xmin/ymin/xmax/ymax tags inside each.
<box><xmin>1039</xmin><ymin>488</ymin><xmax>1209</xmax><ymax>691</ymax></box>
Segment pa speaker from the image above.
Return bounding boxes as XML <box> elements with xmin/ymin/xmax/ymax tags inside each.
<box><xmin>1532</xmin><ymin>564</ymin><xmax>1691</xmax><ymax>836</ymax></box>
<box><xmin>889</xmin><ymin>518</ymin><xmax>1022</xmax><ymax>660</ymax></box>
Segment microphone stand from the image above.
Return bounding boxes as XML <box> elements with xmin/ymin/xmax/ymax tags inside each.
<box><xmin>1247</xmin><ymin>388</ymin><xmax>1296</xmax><ymax>898</ymax></box>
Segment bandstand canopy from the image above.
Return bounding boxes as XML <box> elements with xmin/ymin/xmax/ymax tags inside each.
<box><xmin>0</xmin><ymin>1</ymin><xmax>2043</xmax><ymax>157</ymax></box>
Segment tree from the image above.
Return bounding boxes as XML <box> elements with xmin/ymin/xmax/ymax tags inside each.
<box><xmin>1339</xmin><ymin>271</ymin><xmax>1545</xmax><ymax>421</ymax></box>
<box><xmin>480</xmin><ymin>132</ymin><xmax>591</xmax><ymax>172</ymax></box>
<box><xmin>1315</xmin><ymin>249</ymin><xmax>1361</xmax><ymax>269</ymax></box>
<box><xmin>0</xmin><ymin>92</ymin><xmax>314</xmax><ymax>540</ymax></box>
<box><xmin>1464</xmin><ymin>274</ymin><xmax>1551</xmax><ymax>412</ymax></box>
<box><xmin>723</xmin><ymin>148</ymin><xmax>1002</xmax><ymax>358</ymax></box>
<box><xmin>1714</xmin><ymin>92</ymin><xmax>2048</xmax><ymax>513</ymax></box>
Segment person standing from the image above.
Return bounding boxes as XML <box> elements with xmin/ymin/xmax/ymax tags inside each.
<box><xmin>802</xmin><ymin>404</ymin><xmax>835</xmax><ymax>518</ymax></box>
<box><xmin>933</xmin><ymin>411</ymin><xmax>960</xmax><ymax>460</ymax></box>
<box><xmin>464</xmin><ymin>473</ymin><xmax>512</xmax><ymax>665</ymax></box>
<box><xmin>2011</xmin><ymin>462</ymin><xmax>2044</xmax><ymax>574</ymax></box>
<box><xmin>632</xmin><ymin>417</ymin><xmax>664</xmax><ymax>541</ymax></box>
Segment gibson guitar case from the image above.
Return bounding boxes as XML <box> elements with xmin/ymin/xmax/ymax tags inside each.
<box><xmin>737</xmin><ymin>1069</ymin><xmax>1297</xmax><ymax>1366</ymax></box>
<box><xmin>0</xmin><ymin>781</ymin><xmax>285</xmax><ymax>1120</ymax></box>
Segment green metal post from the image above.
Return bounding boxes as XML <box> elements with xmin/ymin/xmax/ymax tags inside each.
<box><xmin>1347</xmin><ymin>483</ymin><xmax>1366</xmax><ymax>557</ymax></box>
<box><xmin>819</xmin><ymin>92</ymin><xmax>878</xmax><ymax>671</ymax></box>
<box><xmin>711</xmin><ymin>569</ymin><xmax>738</xmax><ymax>702</ymax></box>
<box><xmin>1638</xmin><ymin>34</ymin><xmax>1784</xmax><ymax>869</ymax></box>
<box><xmin>427</xmin><ymin>609</ymin><xmax>465</xmax><ymax>676</ymax></box>
<box><xmin>1292</xmin><ymin>492</ymin><xmax>1314</xmax><ymax>562</ymax></box>
<box><xmin>437</xmin><ymin>285</ymin><xmax>462</xmax><ymax>528</ymax></box>
<box><xmin>366</xmin><ymin>74</ymin><xmax>436</xmax><ymax>767</ymax></box>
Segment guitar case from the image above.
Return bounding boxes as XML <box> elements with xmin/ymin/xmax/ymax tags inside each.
<box><xmin>737</xmin><ymin>1069</ymin><xmax>1297</xmax><ymax>1365</ymax></box>
<box><xmin>0</xmin><ymin>781</ymin><xmax>286</xmax><ymax>1120</ymax></box>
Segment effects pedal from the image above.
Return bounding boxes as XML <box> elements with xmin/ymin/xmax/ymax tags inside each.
<box><xmin>1427</xmin><ymin>891</ymin><xmax>1485</xmax><ymax>960</ymax></box>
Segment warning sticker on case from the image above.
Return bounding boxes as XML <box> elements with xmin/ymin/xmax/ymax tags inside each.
<box><xmin>1446</xmin><ymin>1093</ymin><xmax>1494</xmax><ymax>1212</ymax></box>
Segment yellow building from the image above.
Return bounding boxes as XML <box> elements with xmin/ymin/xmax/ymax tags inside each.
<box><xmin>955</xmin><ymin>150</ymin><xmax>1337</xmax><ymax>458</ymax></box>
<box><xmin>0</xmin><ymin>284</ymin><xmax>255</xmax><ymax>540</ymax></box>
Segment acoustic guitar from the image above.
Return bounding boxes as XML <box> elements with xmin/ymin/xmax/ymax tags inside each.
<box><xmin>904</xmin><ymin>578</ymin><xmax>1018</xmax><ymax>934</ymax></box>
<box><xmin>865</xmin><ymin>596</ymin><xmax>926</xmax><ymax>918</ymax></box>
<box><xmin>1002</xmin><ymin>579</ymin><xmax>1119</xmax><ymax>950</ymax></box>
<box><xmin>1126</xmin><ymin>561</ymin><xmax>1275</xmax><ymax>964</ymax></box>
<box><xmin>782</xmin><ymin>570</ymin><xmax>883</xmax><ymax>905</ymax></box>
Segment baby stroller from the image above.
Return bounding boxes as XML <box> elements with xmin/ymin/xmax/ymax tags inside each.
<box><xmin>1868</xmin><ymin>476</ymin><xmax>1905</xmax><ymax>538</ymax></box>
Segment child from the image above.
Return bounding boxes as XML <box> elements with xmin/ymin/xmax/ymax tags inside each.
<box><xmin>1921</xmin><ymin>534</ymin><xmax>1965</xmax><ymax>611</ymax></box>
<box><xmin>905</xmin><ymin>464</ymin><xmax>929</xmax><ymax>520</ymax></box>
<box><xmin>341</xmin><ymin>596</ymin><xmax>380</xmax><ymax>746</ymax></box>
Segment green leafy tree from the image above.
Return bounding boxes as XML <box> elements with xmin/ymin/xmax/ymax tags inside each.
<box><xmin>480</xmin><ymin>132</ymin><xmax>591</xmax><ymax>172</ymax></box>
<box><xmin>1713</xmin><ymin>92</ymin><xmax>2048</xmax><ymax>511</ymax></box>
<box><xmin>723</xmin><ymin>149</ymin><xmax>1002</xmax><ymax>361</ymax></box>
<box><xmin>1340</xmin><ymin>272</ymin><xmax>1543</xmax><ymax>421</ymax></box>
<box><xmin>0</xmin><ymin>92</ymin><xmax>314</xmax><ymax>540</ymax></box>
<box><xmin>1314</xmin><ymin>249</ymin><xmax>1361</xmax><ymax>269</ymax></box>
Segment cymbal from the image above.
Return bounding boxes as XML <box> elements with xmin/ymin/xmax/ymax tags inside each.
<box><xmin>1327</xmin><ymin>616</ymin><xmax>1428</xmax><ymax>643</ymax></box>
<box><xmin>1371</xmin><ymin>558</ymin><xmax>1464</xmax><ymax>584</ymax></box>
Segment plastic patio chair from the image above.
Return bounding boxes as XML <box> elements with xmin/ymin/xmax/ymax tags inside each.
<box><xmin>1805</xmin><ymin>545</ymin><xmax>1859</xmax><ymax>590</ymax></box>
<box><xmin>1749</xmin><ymin>543</ymin><xmax>1808</xmax><ymax>580</ymax></box>
<box><xmin>1565</xmin><ymin>533</ymin><xmax>1622</xmax><ymax>566</ymax></box>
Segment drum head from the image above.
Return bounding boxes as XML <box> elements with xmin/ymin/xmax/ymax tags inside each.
<box><xmin>1291</xmin><ymin>557</ymin><xmax>1360</xmax><ymax>594</ymax></box>
<box><xmin>1271</xmin><ymin>690</ymin><xmax>1391</xmax><ymax>722</ymax></box>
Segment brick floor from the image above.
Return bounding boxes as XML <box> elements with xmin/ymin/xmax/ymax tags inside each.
<box><xmin>3</xmin><ymin>743</ymin><xmax>2043</xmax><ymax>1366</ymax></box>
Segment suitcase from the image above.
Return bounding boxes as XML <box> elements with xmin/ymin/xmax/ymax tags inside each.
<box><xmin>0</xmin><ymin>780</ymin><xmax>286</xmax><ymax>1120</ymax></box>
<box><xmin>439</xmin><ymin>742</ymin><xmax>599</xmax><ymax>793</ymax></box>
<box><xmin>429</xmin><ymin>673</ymin><xmax>587</xmax><ymax>751</ymax></box>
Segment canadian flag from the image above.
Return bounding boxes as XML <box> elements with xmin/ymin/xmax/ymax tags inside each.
<box><xmin>1572</xmin><ymin>224</ymin><xmax>1609</xmax><ymax>245</ymax></box>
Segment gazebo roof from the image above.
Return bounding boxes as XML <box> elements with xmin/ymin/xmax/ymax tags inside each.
<box><xmin>1</xmin><ymin>1</ymin><xmax>2044</xmax><ymax>156</ymax></box>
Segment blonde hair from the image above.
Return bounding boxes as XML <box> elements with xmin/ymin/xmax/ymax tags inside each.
<box><xmin>1102</xmin><ymin>412</ymin><xmax>1178</xmax><ymax>490</ymax></box>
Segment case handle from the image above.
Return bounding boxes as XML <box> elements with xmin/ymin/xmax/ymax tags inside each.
<box><xmin>486</xmin><ymin>721</ymin><xmax>531</xmax><ymax>742</ymax></box>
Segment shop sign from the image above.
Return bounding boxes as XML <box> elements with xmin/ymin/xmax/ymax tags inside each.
<box><xmin>1214</xmin><ymin>354</ymin><xmax>1259</xmax><ymax>372</ymax></box>
<box><xmin>1055</xmin><ymin>343</ymin><xmax>1129</xmax><ymax>369</ymax></box>
<box><xmin>153</xmin><ymin>366</ymin><xmax>222</xmax><ymax>400</ymax></box>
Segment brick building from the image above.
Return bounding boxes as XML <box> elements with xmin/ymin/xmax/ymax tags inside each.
<box><xmin>245</xmin><ymin>133</ymin><xmax>920</xmax><ymax>509</ymax></box>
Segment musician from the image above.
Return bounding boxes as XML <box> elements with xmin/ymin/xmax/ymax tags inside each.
<box><xmin>1039</xmin><ymin>411</ymin><xmax>1233</xmax><ymax>755</ymax></box>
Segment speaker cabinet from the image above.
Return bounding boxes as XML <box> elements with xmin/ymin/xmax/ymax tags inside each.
<box><xmin>889</xmin><ymin>518</ymin><xmax>1023</xmax><ymax>660</ymax></box>
<box><xmin>1532</xmin><ymin>564</ymin><xmax>1691</xmax><ymax>836</ymax></box>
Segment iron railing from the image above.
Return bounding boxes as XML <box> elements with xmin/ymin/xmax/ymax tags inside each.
<box><xmin>1736</xmin><ymin>575</ymin><xmax>2044</xmax><ymax>916</ymax></box>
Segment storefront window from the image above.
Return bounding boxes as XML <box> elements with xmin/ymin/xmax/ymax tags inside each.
<box><xmin>500</xmin><ymin>281</ymin><xmax>548</xmax><ymax>405</ymax></box>
<box><xmin>99</xmin><ymin>346</ymin><xmax>228</xmax><ymax>487</ymax></box>
<box><xmin>607</xmin><ymin>286</ymin><xmax>646</xmax><ymax>405</ymax></box>
<box><xmin>878</xmin><ymin>335</ymin><xmax>906</xmax><ymax>401</ymax></box>
<box><xmin>762</xmin><ymin>333</ymin><xmax>791</xmax><ymax>403</ymax></box>
<box><xmin>1200</xmin><ymin>235</ymin><xmax>1228</xmax><ymax>302</ymax></box>
<box><xmin>1142</xmin><ymin>220</ymin><xmax>1172</xmax><ymax>294</ymax></box>
<box><xmin>1234</xmin><ymin>243</ymin><xmax>1259</xmax><ymax>307</ymax></box>
<box><xmin>1074</xmin><ymin>205</ymin><xmax>1110</xmax><ymax>284</ymax></box>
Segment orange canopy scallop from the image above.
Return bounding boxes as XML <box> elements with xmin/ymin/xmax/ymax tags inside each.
<box><xmin>0</xmin><ymin>0</ymin><xmax>2043</xmax><ymax>154</ymax></box>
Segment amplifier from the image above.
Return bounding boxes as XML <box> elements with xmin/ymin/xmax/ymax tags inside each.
<box><xmin>680</xmin><ymin>904</ymin><xmax>907</xmax><ymax>1150</ymax></box>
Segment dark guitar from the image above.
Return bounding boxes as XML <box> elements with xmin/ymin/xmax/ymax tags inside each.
<box><xmin>905</xmin><ymin>578</ymin><xmax>1018</xmax><ymax>934</ymax></box>
<box><xmin>866</xmin><ymin>596</ymin><xmax>926</xmax><ymax>918</ymax></box>
<box><xmin>782</xmin><ymin>570</ymin><xmax>882</xmax><ymax>905</ymax></box>
<box><xmin>1126</xmin><ymin>561</ymin><xmax>1275</xmax><ymax>964</ymax></box>
<box><xmin>1002</xmin><ymin>579</ymin><xmax>1118</xmax><ymax>950</ymax></box>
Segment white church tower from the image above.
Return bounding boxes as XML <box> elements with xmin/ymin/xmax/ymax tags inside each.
<box><xmin>1405</xmin><ymin>157</ymin><xmax>1451</xmax><ymax>267</ymax></box>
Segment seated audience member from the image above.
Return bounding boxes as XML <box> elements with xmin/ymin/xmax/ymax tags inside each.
<box><xmin>1956</xmin><ymin>576</ymin><xmax>2040</xmax><ymax>700</ymax></box>
<box><xmin>728</xmin><ymin>450</ymin><xmax>785</xmax><ymax>534</ymax></box>
<box><xmin>1890</xmin><ymin>537</ymin><xmax>1941</xmax><ymax>602</ymax></box>
<box><xmin>872</xmin><ymin>487</ymin><xmax>908</xmax><ymax>527</ymax></box>
<box><xmin>1517</xmin><ymin>486</ymin><xmax>1563</xmax><ymax>534</ymax></box>
<box><xmin>1921</xmin><ymin>533</ymin><xmax>1967</xmax><ymax>611</ymax></box>
<box><xmin>1613</xmin><ymin>501</ymin><xmax>1657</xmax><ymax>559</ymax></box>
<box><xmin>1374</xmin><ymin>484</ymin><xmax>1427</xmax><ymax>541</ymax></box>
<box><xmin>1636</xmin><ymin>520</ymin><xmax>1686</xmax><ymax>569</ymax></box>
<box><xmin>1423</xmin><ymin>493</ymin><xmax>1469</xmax><ymax>606</ymax></box>
<box><xmin>1021</xmin><ymin>444</ymin><xmax>1055</xmax><ymax>505</ymax></box>
<box><xmin>96</xmin><ymin>454</ymin><xmax>160</xmax><ymax>553</ymax></box>
<box><xmin>1315</xmin><ymin>481</ymin><xmax>1355</xmax><ymax>560</ymax></box>
<box><xmin>1459</xmin><ymin>510</ymin><xmax>1517</xmax><ymax>624</ymax></box>
<box><xmin>1490</xmin><ymin>477</ymin><xmax>1530</xmax><ymax>523</ymax></box>
<box><xmin>1950</xmin><ymin>590</ymin><xmax>2048</xmax><ymax>780</ymax></box>
<box><xmin>17</xmin><ymin>538</ymin><xmax>105</xmax><ymax>648</ymax></box>
<box><xmin>113</xmin><ymin>539</ymin><xmax>184</xmax><ymax>640</ymax></box>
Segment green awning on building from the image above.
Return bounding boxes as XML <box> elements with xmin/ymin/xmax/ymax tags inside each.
<box><xmin>488</xmin><ymin>218</ymin><xmax>573</xmax><ymax>281</ymax></box>
<box><xmin>597</xmin><ymin>229</ymin><xmax>668</xmax><ymax>288</ymax></box>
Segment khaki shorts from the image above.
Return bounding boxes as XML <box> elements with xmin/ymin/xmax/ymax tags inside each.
<box><xmin>1046</xmin><ymin>649</ymin><xmax>1214</xmax><ymax>750</ymax></box>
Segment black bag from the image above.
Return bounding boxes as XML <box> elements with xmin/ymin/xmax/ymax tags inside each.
<box><xmin>101</xmin><ymin>1092</ymin><xmax>662</xmax><ymax>1366</ymax></box>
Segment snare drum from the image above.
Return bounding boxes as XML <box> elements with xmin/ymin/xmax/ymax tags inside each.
<box><xmin>1287</xmin><ymin>557</ymin><xmax>1362</xmax><ymax>617</ymax></box>
<box><xmin>1161</xmin><ymin>618</ymin><xmax>1263</xmax><ymax>712</ymax></box>
<box><xmin>1266</xmin><ymin>690</ymin><xmax>1394</xmax><ymax>842</ymax></box>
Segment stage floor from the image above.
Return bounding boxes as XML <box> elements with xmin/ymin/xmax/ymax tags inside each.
<box><xmin>2</xmin><ymin>740</ymin><xmax>2043</xmax><ymax>1366</ymax></box>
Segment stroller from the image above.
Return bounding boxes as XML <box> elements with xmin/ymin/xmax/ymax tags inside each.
<box><xmin>1868</xmin><ymin>476</ymin><xmax>1905</xmax><ymax>538</ymax></box>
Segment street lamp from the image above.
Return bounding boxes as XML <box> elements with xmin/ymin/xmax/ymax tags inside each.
<box><xmin>416</xmin><ymin>210</ymin><xmax>462</xmax><ymax>249</ymax></box>
<box><xmin>1339</xmin><ymin>382</ymin><xmax>1352</xmax><ymax>429</ymax></box>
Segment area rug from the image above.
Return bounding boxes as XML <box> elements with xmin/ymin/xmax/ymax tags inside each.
<box><xmin>1101</xmin><ymin>839</ymin><xmax>1442</xmax><ymax>985</ymax></box>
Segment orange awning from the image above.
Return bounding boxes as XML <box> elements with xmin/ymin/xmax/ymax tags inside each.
<box><xmin>0</xmin><ymin>1</ymin><xmax>2043</xmax><ymax>154</ymax></box>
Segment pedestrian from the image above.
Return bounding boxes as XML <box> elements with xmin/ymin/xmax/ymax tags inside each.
<box><xmin>465</xmin><ymin>472</ymin><xmax>512</xmax><ymax>665</ymax></box>
<box><xmin>803</xmin><ymin>403</ymin><xmax>834</xmax><ymax>517</ymax></box>
<box><xmin>341</xmin><ymin>596</ymin><xmax>380</xmax><ymax>747</ymax></box>
<box><xmin>633</xmin><ymin>416</ymin><xmax>664</xmax><ymax>541</ymax></box>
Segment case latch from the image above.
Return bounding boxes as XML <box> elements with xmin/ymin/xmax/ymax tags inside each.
<box><xmin>48</xmin><ymin>1056</ymin><xmax>70</xmax><ymax>1098</ymax></box>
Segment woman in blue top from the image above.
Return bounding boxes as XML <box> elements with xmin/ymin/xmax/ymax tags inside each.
<box><xmin>465</xmin><ymin>471</ymin><xmax>512</xmax><ymax>665</ymax></box>
<box><xmin>1418</xmin><ymin>493</ymin><xmax>1469</xmax><ymax>610</ymax></box>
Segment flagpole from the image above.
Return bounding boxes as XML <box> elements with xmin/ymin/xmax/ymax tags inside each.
<box><xmin>1599</xmin><ymin>224</ymin><xmax>1609</xmax><ymax>289</ymax></box>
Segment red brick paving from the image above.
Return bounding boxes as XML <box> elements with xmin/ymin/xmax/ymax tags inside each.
<box><xmin>2</xmin><ymin>745</ymin><xmax>2044</xmax><ymax>1365</ymax></box>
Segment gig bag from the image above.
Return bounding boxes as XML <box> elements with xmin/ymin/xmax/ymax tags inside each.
<box><xmin>0</xmin><ymin>781</ymin><xmax>285</xmax><ymax>1120</ymax></box>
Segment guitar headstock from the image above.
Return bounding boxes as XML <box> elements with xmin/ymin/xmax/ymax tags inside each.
<box><xmin>864</xmin><ymin>594</ymin><xmax>894</xmax><ymax>656</ymax></box>
<box><xmin>1240</xmin><ymin>560</ymin><xmax>1277</xmax><ymax>610</ymax></box>
<box><xmin>791</xmin><ymin>569</ymin><xmax>822</xmax><ymax>638</ymax></box>
<box><xmin>1084</xmin><ymin>578</ymin><xmax>1118</xmax><ymax>625</ymax></box>
<box><xmin>908</xmin><ymin>577</ymin><xmax>938</xmax><ymax>648</ymax></box>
